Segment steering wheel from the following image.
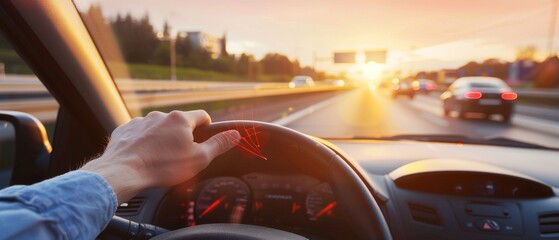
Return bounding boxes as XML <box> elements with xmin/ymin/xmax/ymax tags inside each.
<box><xmin>103</xmin><ymin>121</ymin><xmax>392</xmax><ymax>240</ymax></box>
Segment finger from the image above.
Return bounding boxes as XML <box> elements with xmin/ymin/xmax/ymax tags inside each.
<box><xmin>200</xmin><ymin>130</ymin><xmax>241</xmax><ymax>160</ymax></box>
<box><xmin>182</xmin><ymin>110</ymin><xmax>212</xmax><ymax>129</ymax></box>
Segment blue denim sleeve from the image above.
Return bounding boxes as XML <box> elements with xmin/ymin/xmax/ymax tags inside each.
<box><xmin>0</xmin><ymin>170</ymin><xmax>118</xmax><ymax>240</ymax></box>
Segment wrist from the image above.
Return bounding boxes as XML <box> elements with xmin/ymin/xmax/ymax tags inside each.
<box><xmin>81</xmin><ymin>157</ymin><xmax>151</xmax><ymax>203</ymax></box>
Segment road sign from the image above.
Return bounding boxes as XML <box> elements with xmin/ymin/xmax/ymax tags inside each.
<box><xmin>364</xmin><ymin>50</ymin><xmax>387</xmax><ymax>63</ymax></box>
<box><xmin>334</xmin><ymin>52</ymin><xmax>356</xmax><ymax>64</ymax></box>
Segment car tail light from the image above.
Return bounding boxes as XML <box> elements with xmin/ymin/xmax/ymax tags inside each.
<box><xmin>501</xmin><ymin>92</ymin><xmax>517</xmax><ymax>100</ymax></box>
<box><xmin>464</xmin><ymin>91</ymin><xmax>482</xmax><ymax>99</ymax></box>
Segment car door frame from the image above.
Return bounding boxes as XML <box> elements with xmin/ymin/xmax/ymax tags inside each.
<box><xmin>0</xmin><ymin>1</ymin><xmax>130</xmax><ymax>178</ymax></box>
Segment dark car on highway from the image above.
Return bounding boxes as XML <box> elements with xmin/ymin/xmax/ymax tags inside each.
<box><xmin>391</xmin><ymin>81</ymin><xmax>415</xmax><ymax>99</ymax></box>
<box><xmin>441</xmin><ymin>77</ymin><xmax>517</xmax><ymax>122</ymax></box>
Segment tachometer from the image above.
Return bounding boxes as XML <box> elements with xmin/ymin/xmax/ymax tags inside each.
<box><xmin>306</xmin><ymin>182</ymin><xmax>336</xmax><ymax>221</ymax></box>
<box><xmin>195</xmin><ymin>177</ymin><xmax>251</xmax><ymax>224</ymax></box>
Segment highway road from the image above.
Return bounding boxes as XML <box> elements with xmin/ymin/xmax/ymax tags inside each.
<box><xmin>2</xmin><ymin>78</ymin><xmax>558</xmax><ymax>149</ymax></box>
<box><xmin>285</xmin><ymin>88</ymin><xmax>559</xmax><ymax>149</ymax></box>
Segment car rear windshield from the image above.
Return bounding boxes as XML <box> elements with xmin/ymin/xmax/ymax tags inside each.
<box><xmin>469</xmin><ymin>83</ymin><xmax>500</xmax><ymax>88</ymax></box>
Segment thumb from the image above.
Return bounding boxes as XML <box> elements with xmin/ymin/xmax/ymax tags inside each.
<box><xmin>200</xmin><ymin>130</ymin><xmax>241</xmax><ymax>160</ymax></box>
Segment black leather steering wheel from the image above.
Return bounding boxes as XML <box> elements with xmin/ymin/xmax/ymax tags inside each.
<box><xmin>104</xmin><ymin>121</ymin><xmax>392</xmax><ymax>240</ymax></box>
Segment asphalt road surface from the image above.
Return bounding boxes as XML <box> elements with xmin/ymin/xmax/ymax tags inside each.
<box><xmin>286</xmin><ymin>88</ymin><xmax>559</xmax><ymax>149</ymax></box>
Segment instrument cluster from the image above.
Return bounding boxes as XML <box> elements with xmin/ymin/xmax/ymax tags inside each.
<box><xmin>157</xmin><ymin>172</ymin><xmax>345</xmax><ymax>236</ymax></box>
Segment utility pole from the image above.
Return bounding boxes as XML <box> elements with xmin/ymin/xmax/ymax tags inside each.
<box><xmin>548</xmin><ymin>0</ymin><xmax>559</xmax><ymax>56</ymax></box>
<box><xmin>170</xmin><ymin>37</ymin><xmax>177</xmax><ymax>81</ymax></box>
<box><xmin>313</xmin><ymin>51</ymin><xmax>317</xmax><ymax>70</ymax></box>
<box><xmin>247</xmin><ymin>57</ymin><xmax>253</xmax><ymax>81</ymax></box>
<box><xmin>408</xmin><ymin>46</ymin><xmax>416</xmax><ymax>78</ymax></box>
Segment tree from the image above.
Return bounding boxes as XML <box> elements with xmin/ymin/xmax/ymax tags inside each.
<box><xmin>211</xmin><ymin>55</ymin><xmax>236</xmax><ymax>73</ymax></box>
<box><xmin>299</xmin><ymin>66</ymin><xmax>315</xmax><ymax>76</ymax></box>
<box><xmin>162</xmin><ymin>21</ymin><xmax>170</xmax><ymax>39</ymax></box>
<box><xmin>78</xmin><ymin>4</ymin><xmax>315</xmax><ymax>82</ymax></box>
<box><xmin>80</xmin><ymin>4</ymin><xmax>129</xmax><ymax>78</ymax></box>
<box><xmin>175</xmin><ymin>33</ymin><xmax>193</xmax><ymax>66</ymax></box>
<box><xmin>237</xmin><ymin>53</ymin><xmax>261</xmax><ymax>80</ymax></box>
<box><xmin>458</xmin><ymin>61</ymin><xmax>480</xmax><ymax>77</ymax></box>
<box><xmin>457</xmin><ymin>59</ymin><xmax>508</xmax><ymax>79</ymax></box>
<box><xmin>111</xmin><ymin>12</ymin><xmax>160</xmax><ymax>63</ymax></box>
<box><xmin>292</xmin><ymin>59</ymin><xmax>300</xmax><ymax>75</ymax></box>
<box><xmin>152</xmin><ymin>21</ymin><xmax>171</xmax><ymax>65</ymax></box>
<box><xmin>259</xmin><ymin>53</ymin><xmax>297</xmax><ymax>77</ymax></box>
<box><xmin>516</xmin><ymin>45</ymin><xmax>537</xmax><ymax>61</ymax></box>
<box><xmin>153</xmin><ymin>41</ymin><xmax>170</xmax><ymax>65</ymax></box>
<box><xmin>533</xmin><ymin>56</ymin><xmax>559</xmax><ymax>88</ymax></box>
<box><xmin>184</xmin><ymin>49</ymin><xmax>212</xmax><ymax>69</ymax></box>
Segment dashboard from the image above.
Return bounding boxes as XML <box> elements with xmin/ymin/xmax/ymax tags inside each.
<box><xmin>330</xmin><ymin>139</ymin><xmax>559</xmax><ymax>240</ymax></box>
<box><xmin>152</xmin><ymin>172</ymin><xmax>355</xmax><ymax>239</ymax></box>
<box><xmin>117</xmin><ymin>139</ymin><xmax>559</xmax><ymax>240</ymax></box>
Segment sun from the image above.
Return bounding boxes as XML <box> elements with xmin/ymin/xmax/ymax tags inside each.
<box><xmin>349</xmin><ymin>53</ymin><xmax>386</xmax><ymax>85</ymax></box>
<box><xmin>361</xmin><ymin>62</ymin><xmax>385</xmax><ymax>80</ymax></box>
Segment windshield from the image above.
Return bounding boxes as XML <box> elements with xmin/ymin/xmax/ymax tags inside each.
<box><xmin>74</xmin><ymin>0</ymin><xmax>559</xmax><ymax>149</ymax></box>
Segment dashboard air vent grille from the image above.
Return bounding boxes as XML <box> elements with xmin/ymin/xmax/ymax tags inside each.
<box><xmin>539</xmin><ymin>213</ymin><xmax>559</xmax><ymax>234</ymax></box>
<box><xmin>116</xmin><ymin>196</ymin><xmax>145</xmax><ymax>216</ymax></box>
<box><xmin>408</xmin><ymin>203</ymin><xmax>441</xmax><ymax>226</ymax></box>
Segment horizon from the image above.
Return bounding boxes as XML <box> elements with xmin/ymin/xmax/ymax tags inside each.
<box><xmin>75</xmin><ymin>0</ymin><xmax>558</xmax><ymax>80</ymax></box>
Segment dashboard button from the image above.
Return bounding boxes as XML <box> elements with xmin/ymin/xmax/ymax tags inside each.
<box><xmin>475</xmin><ymin>219</ymin><xmax>500</xmax><ymax>232</ymax></box>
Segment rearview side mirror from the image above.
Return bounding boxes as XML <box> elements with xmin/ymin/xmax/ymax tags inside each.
<box><xmin>0</xmin><ymin>111</ymin><xmax>51</xmax><ymax>185</ymax></box>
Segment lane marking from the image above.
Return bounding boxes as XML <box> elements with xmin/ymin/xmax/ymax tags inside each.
<box><xmin>272</xmin><ymin>89</ymin><xmax>357</xmax><ymax>126</ymax></box>
<box><xmin>419</xmin><ymin>112</ymin><xmax>449</xmax><ymax>127</ymax></box>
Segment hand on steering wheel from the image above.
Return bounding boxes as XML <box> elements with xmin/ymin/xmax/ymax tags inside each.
<box><xmin>101</xmin><ymin>121</ymin><xmax>391</xmax><ymax>240</ymax></box>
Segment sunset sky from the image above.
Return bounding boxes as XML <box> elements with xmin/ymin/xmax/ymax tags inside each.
<box><xmin>75</xmin><ymin>0</ymin><xmax>557</xmax><ymax>78</ymax></box>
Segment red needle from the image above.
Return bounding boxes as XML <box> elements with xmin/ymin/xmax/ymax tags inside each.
<box><xmin>313</xmin><ymin>201</ymin><xmax>337</xmax><ymax>219</ymax></box>
<box><xmin>199</xmin><ymin>195</ymin><xmax>227</xmax><ymax>218</ymax></box>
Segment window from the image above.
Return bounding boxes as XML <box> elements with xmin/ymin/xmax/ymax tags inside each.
<box><xmin>0</xmin><ymin>32</ymin><xmax>57</xmax><ymax>188</ymax></box>
<box><xmin>0</xmin><ymin>121</ymin><xmax>14</xmax><ymax>188</ymax></box>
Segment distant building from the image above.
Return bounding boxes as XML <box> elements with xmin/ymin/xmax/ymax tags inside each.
<box><xmin>183</xmin><ymin>31</ymin><xmax>227</xmax><ymax>58</ymax></box>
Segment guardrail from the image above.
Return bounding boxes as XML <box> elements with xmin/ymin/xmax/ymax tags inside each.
<box><xmin>515</xmin><ymin>89</ymin><xmax>559</xmax><ymax>99</ymax></box>
<box><xmin>0</xmin><ymin>75</ymin><xmax>288</xmax><ymax>94</ymax></box>
<box><xmin>0</xmin><ymin>75</ymin><xmax>353</xmax><ymax>122</ymax></box>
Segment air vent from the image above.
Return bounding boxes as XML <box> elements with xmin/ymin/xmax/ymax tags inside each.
<box><xmin>539</xmin><ymin>213</ymin><xmax>559</xmax><ymax>234</ymax></box>
<box><xmin>116</xmin><ymin>196</ymin><xmax>145</xmax><ymax>216</ymax></box>
<box><xmin>408</xmin><ymin>203</ymin><xmax>441</xmax><ymax>226</ymax></box>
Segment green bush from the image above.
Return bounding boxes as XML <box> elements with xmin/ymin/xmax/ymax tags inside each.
<box><xmin>127</xmin><ymin>64</ymin><xmax>242</xmax><ymax>81</ymax></box>
<box><xmin>0</xmin><ymin>49</ymin><xmax>34</xmax><ymax>74</ymax></box>
<box><xmin>126</xmin><ymin>63</ymin><xmax>285</xmax><ymax>82</ymax></box>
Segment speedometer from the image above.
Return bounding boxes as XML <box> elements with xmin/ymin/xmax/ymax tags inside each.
<box><xmin>195</xmin><ymin>177</ymin><xmax>251</xmax><ymax>224</ymax></box>
<box><xmin>306</xmin><ymin>182</ymin><xmax>336</xmax><ymax>221</ymax></box>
